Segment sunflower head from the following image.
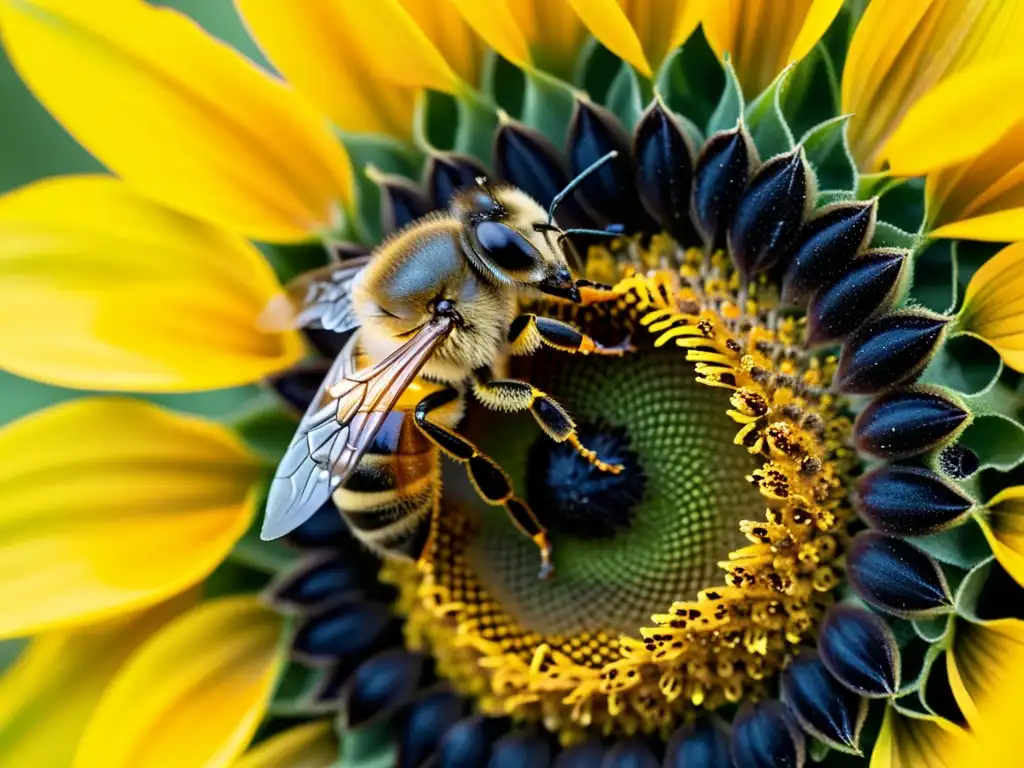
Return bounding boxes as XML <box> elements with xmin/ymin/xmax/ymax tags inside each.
<box><xmin>3</xmin><ymin>2</ymin><xmax>1024</xmax><ymax>767</ymax></box>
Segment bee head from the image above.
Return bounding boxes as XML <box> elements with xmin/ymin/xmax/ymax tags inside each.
<box><xmin>452</xmin><ymin>181</ymin><xmax>581</xmax><ymax>303</ymax></box>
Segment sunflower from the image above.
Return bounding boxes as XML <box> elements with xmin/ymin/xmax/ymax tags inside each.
<box><xmin>1</xmin><ymin>0</ymin><xmax>1024</xmax><ymax>765</ymax></box>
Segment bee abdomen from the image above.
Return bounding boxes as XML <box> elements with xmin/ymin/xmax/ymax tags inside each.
<box><xmin>333</xmin><ymin>452</ymin><xmax>437</xmax><ymax>561</ymax></box>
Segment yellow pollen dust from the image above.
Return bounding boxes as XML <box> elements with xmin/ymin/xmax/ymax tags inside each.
<box><xmin>382</xmin><ymin>240</ymin><xmax>855</xmax><ymax>743</ymax></box>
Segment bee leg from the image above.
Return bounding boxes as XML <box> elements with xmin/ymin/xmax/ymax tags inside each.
<box><xmin>471</xmin><ymin>370</ymin><xmax>624</xmax><ymax>475</ymax></box>
<box><xmin>508</xmin><ymin>314</ymin><xmax>633</xmax><ymax>357</ymax></box>
<box><xmin>414</xmin><ymin>388</ymin><xmax>555</xmax><ymax>579</ymax></box>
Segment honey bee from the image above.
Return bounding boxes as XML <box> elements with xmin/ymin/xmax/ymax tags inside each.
<box><xmin>260</xmin><ymin>154</ymin><xmax>629</xmax><ymax>578</ymax></box>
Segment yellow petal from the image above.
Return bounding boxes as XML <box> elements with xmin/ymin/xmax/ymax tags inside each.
<box><xmin>843</xmin><ymin>0</ymin><xmax>1024</xmax><ymax>171</ymax></box>
<box><xmin>0</xmin><ymin>592</ymin><xmax>195</xmax><ymax>767</ymax></box>
<box><xmin>870</xmin><ymin>707</ymin><xmax>966</xmax><ymax>768</ymax></box>
<box><xmin>327</xmin><ymin>0</ymin><xmax>479</xmax><ymax>95</ymax></box>
<box><xmin>947</xmin><ymin>618</ymin><xmax>1024</xmax><ymax>730</ymax></box>
<box><xmin>702</xmin><ymin>0</ymin><xmax>842</xmax><ymax>98</ymax></box>
<box><xmin>505</xmin><ymin>0</ymin><xmax>589</xmax><ymax>76</ymax></box>
<box><xmin>401</xmin><ymin>0</ymin><xmax>487</xmax><ymax>90</ymax></box>
<box><xmin>979</xmin><ymin>487</ymin><xmax>1024</xmax><ymax>585</ymax></box>
<box><xmin>0</xmin><ymin>176</ymin><xmax>305</xmax><ymax>393</ymax></box>
<box><xmin>0</xmin><ymin>0</ymin><xmax>353</xmax><ymax>242</ymax></box>
<box><xmin>943</xmin><ymin>618</ymin><xmax>1024</xmax><ymax>765</ymax></box>
<box><xmin>957</xmin><ymin>242</ymin><xmax>1024</xmax><ymax>372</ymax></box>
<box><xmin>927</xmin><ymin>121</ymin><xmax>1024</xmax><ymax>238</ymax></box>
<box><xmin>236</xmin><ymin>0</ymin><xmax>417</xmax><ymax>137</ymax></box>
<box><xmin>930</xmin><ymin>210</ymin><xmax>1024</xmax><ymax>242</ymax></box>
<box><xmin>0</xmin><ymin>398</ymin><xmax>261</xmax><ymax>639</ymax></box>
<box><xmin>74</xmin><ymin>596</ymin><xmax>285</xmax><ymax>768</ymax></box>
<box><xmin>233</xmin><ymin>722</ymin><xmax>337</xmax><ymax>768</ymax></box>
<box><xmin>883</xmin><ymin>60</ymin><xmax>1024</xmax><ymax>176</ymax></box>
<box><xmin>569</xmin><ymin>0</ymin><xmax>653</xmax><ymax>77</ymax></box>
<box><xmin>450</xmin><ymin>0</ymin><xmax>532</xmax><ymax>70</ymax></box>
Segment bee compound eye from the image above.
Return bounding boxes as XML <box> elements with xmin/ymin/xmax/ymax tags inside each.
<box><xmin>474</xmin><ymin>221</ymin><xmax>540</xmax><ymax>274</ymax></box>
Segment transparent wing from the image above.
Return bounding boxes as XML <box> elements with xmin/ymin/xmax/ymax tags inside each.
<box><xmin>258</xmin><ymin>257</ymin><xmax>370</xmax><ymax>334</ymax></box>
<box><xmin>261</xmin><ymin>319</ymin><xmax>455</xmax><ymax>540</ymax></box>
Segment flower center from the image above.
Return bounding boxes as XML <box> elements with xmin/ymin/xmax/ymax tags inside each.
<box><xmin>383</xmin><ymin>240</ymin><xmax>855</xmax><ymax>739</ymax></box>
<box><xmin>526</xmin><ymin>421</ymin><xmax>643</xmax><ymax>540</ymax></box>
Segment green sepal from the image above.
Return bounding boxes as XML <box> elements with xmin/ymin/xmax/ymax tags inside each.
<box><xmin>909</xmin><ymin>240</ymin><xmax>958</xmax><ymax>314</ymax></box>
<box><xmin>814</xmin><ymin>190</ymin><xmax>856</xmax><ymax>208</ymax></box>
<box><xmin>890</xmin><ymin>692</ymin><xmax>932</xmax><ymax>720</ymax></box>
<box><xmin>953</xmin><ymin>555</ymin><xmax>996</xmax><ymax>623</ymax></box>
<box><xmin>654</xmin><ymin>33</ymin><xmax>723</xmax><ymax>131</ymax></box>
<box><xmin>955</xmin><ymin>413</ymin><xmax>1024</xmax><ymax>472</ymax></box>
<box><xmin>268</xmin><ymin>661</ymin><xmax>333</xmax><ymax>718</ymax></box>
<box><xmin>800</xmin><ymin>114</ymin><xmax>855</xmax><ymax>191</ymax></box>
<box><xmin>336</xmin><ymin>718</ymin><xmax>396</xmax><ymax>768</ymax></box>
<box><xmin>258</xmin><ymin>240</ymin><xmax>332</xmax><ymax>284</ymax></box>
<box><xmin>454</xmin><ymin>92</ymin><xmax>500</xmax><ymax>164</ymax></box>
<box><xmin>921</xmin><ymin>334</ymin><xmax>1002</xmax><ymax>397</ymax></box>
<box><xmin>856</xmin><ymin>172</ymin><xmax>905</xmax><ymax>201</ymax></box>
<box><xmin>870</xmin><ymin>221</ymin><xmax>920</xmax><ymax>252</ymax></box>
<box><xmin>808</xmin><ymin>738</ymin><xmax>832</xmax><ymax>763</ymax></box>
<box><xmin>897</xmin><ymin>635</ymin><xmax>951</xmax><ymax>712</ymax></box>
<box><xmin>0</xmin><ymin>638</ymin><xmax>26</xmax><ymax>677</ymax></box>
<box><xmin>706</xmin><ymin>53</ymin><xmax>744</xmax><ymax>138</ymax></box>
<box><xmin>912</xmin><ymin>613</ymin><xmax>952</xmax><ymax>645</ymax></box>
<box><xmin>338</xmin><ymin>132</ymin><xmax>424</xmax><ymax>244</ymax></box>
<box><xmin>231</xmin><ymin>401</ymin><xmax>300</xmax><ymax>463</ymax></box>
<box><xmin>522</xmin><ymin>69</ymin><xmax>578</xmax><ymax>147</ymax></box>
<box><xmin>606</xmin><ymin>62</ymin><xmax>649</xmax><ymax>131</ymax></box>
<box><xmin>202</xmin><ymin>558</ymin><xmax>272</xmax><ymax>599</ymax></box>
<box><xmin>744</xmin><ymin>63</ymin><xmax>796</xmax><ymax>158</ymax></box>
<box><xmin>907</xmin><ymin>517</ymin><xmax>991</xmax><ymax>571</ymax></box>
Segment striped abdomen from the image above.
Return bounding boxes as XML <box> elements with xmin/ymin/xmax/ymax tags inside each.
<box><xmin>332</xmin><ymin>407</ymin><xmax>439</xmax><ymax>561</ymax></box>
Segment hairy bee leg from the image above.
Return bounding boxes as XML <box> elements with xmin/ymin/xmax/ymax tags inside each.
<box><xmin>508</xmin><ymin>314</ymin><xmax>633</xmax><ymax>357</ymax></box>
<box><xmin>414</xmin><ymin>388</ymin><xmax>555</xmax><ymax>579</ymax></box>
<box><xmin>471</xmin><ymin>371</ymin><xmax>624</xmax><ymax>475</ymax></box>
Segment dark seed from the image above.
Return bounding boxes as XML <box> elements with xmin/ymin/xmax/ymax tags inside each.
<box><xmin>665</xmin><ymin>718</ymin><xmax>732</xmax><ymax>767</ymax></box>
<box><xmin>856</xmin><ymin>464</ymin><xmax>974</xmax><ymax>536</ymax></box>
<box><xmin>292</xmin><ymin>601</ymin><xmax>400</xmax><ymax>665</ymax></box>
<box><xmin>371</xmin><ymin>169</ymin><xmax>431</xmax><ymax>234</ymax></box>
<box><xmin>728</xmin><ymin>149</ymin><xmax>813</xmax><ymax>279</ymax></box>
<box><xmin>854</xmin><ymin>389</ymin><xmax>970</xmax><ymax>460</ymax></box>
<box><xmin>692</xmin><ymin>124</ymin><xmax>758</xmax><ymax>249</ymax></box>
<box><xmin>632</xmin><ymin>98</ymin><xmax>697</xmax><ymax>244</ymax></box>
<box><xmin>551</xmin><ymin>738</ymin><xmax>605</xmax><ymax>768</ymax></box>
<box><xmin>834</xmin><ymin>311</ymin><xmax>948</xmax><ymax>394</ymax></box>
<box><xmin>806</xmin><ymin>248</ymin><xmax>907</xmax><ymax>344</ymax></box>
<box><xmin>487</xmin><ymin>731</ymin><xmax>552</xmax><ymax>768</ymax></box>
<box><xmin>781</xmin><ymin>652</ymin><xmax>866</xmax><ymax>754</ymax></box>
<box><xmin>567</xmin><ymin>97</ymin><xmax>652</xmax><ymax>230</ymax></box>
<box><xmin>341</xmin><ymin>649</ymin><xmax>425</xmax><ymax>729</ymax></box>
<box><xmin>425</xmin><ymin>151</ymin><xmax>488</xmax><ymax>209</ymax></box>
<box><xmin>846</xmin><ymin>531</ymin><xmax>953</xmax><ymax>618</ymax></box>
<box><xmin>600</xmin><ymin>738</ymin><xmax>659</xmax><ymax>768</ymax></box>
<box><xmin>938</xmin><ymin>443</ymin><xmax>980</xmax><ymax>479</ymax></box>
<box><xmin>781</xmin><ymin>201</ymin><xmax>877</xmax><ymax>305</ymax></box>
<box><xmin>266</xmin><ymin>554</ymin><xmax>365</xmax><ymax>611</ymax></box>
<box><xmin>730</xmin><ymin>700</ymin><xmax>805</xmax><ymax>768</ymax></box>
<box><xmin>438</xmin><ymin>715</ymin><xmax>510</xmax><ymax>768</ymax></box>
<box><xmin>493</xmin><ymin>117</ymin><xmax>591</xmax><ymax>228</ymax></box>
<box><xmin>398</xmin><ymin>690</ymin><xmax>466</xmax><ymax>768</ymax></box>
<box><xmin>819</xmin><ymin>604</ymin><xmax>901</xmax><ymax>697</ymax></box>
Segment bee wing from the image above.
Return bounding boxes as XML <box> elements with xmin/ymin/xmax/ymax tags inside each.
<box><xmin>258</xmin><ymin>257</ymin><xmax>371</xmax><ymax>334</ymax></box>
<box><xmin>261</xmin><ymin>318</ymin><xmax>455</xmax><ymax>540</ymax></box>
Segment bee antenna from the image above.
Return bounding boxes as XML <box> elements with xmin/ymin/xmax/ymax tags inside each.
<box><xmin>561</xmin><ymin>225</ymin><xmax>623</xmax><ymax>238</ymax></box>
<box><xmin>547</xmin><ymin>150</ymin><xmax>619</xmax><ymax>225</ymax></box>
